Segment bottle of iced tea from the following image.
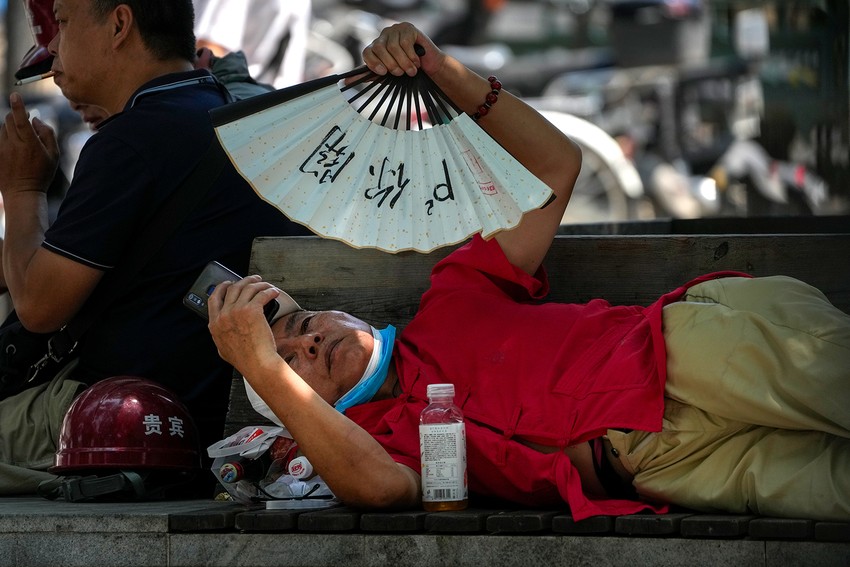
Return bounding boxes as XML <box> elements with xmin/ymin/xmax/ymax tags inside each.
<box><xmin>419</xmin><ymin>383</ymin><xmax>468</xmax><ymax>511</ymax></box>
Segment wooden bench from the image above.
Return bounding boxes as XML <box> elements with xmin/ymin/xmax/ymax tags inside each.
<box><xmin>219</xmin><ymin>229</ymin><xmax>850</xmax><ymax>545</ymax></box>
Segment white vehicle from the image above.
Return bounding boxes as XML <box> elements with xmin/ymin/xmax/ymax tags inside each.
<box><xmin>536</xmin><ymin>109</ymin><xmax>645</xmax><ymax>224</ymax></box>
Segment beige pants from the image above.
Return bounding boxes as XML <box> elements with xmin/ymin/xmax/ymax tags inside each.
<box><xmin>0</xmin><ymin>360</ymin><xmax>83</xmax><ymax>494</ymax></box>
<box><xmin>607</xmin><ymin>276</ymin><xmax>850</xmax><ymax>521</ymax></box>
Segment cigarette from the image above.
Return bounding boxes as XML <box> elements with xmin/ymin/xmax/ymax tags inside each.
<box><xmin>15</xmin><ymin>71</ymin><xmax>57</xmax><ymax>86</ymax></box>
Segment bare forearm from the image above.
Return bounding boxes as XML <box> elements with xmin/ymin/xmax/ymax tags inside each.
<box><xmin>413</xmin><ymin>42</ymin><xmax>581</xmax><ymax>274</ymax></box>
<box><xmin>1</xmin><ymin>191</ymin><xmax>102</xmax><ymax>331</ymax></box>
<box><xmin>249</xmin><ymin>359</ymin><xmax>420</xmax><ymax>509</ymax></box>
<box><xmin>1</xmin><ymin>190</ymin><xmax>49</xmax><ymax>303</ymax></box>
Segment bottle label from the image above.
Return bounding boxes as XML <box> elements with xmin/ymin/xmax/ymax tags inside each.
<box><xmin>419</xmin><ymin>422</ymin><xmax>468</xmax><ymax>503</ymax></box>
<box><xmin>287</xmin><ymin>456</ymin><xmax>313</xmax><ymax>480</ymax></box>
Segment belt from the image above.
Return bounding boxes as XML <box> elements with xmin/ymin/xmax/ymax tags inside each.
<box><xmin>592</xmin><ymin>437</ymin><xmax>637</xmax><ymax>500</ymax></box>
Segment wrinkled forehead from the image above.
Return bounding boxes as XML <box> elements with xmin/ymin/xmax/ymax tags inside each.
<box><xmin>271</xmin><ymin>309</ymin><xmax>373</xmax><ymax>339</ymax></box>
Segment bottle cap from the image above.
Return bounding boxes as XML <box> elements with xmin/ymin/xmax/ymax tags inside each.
<box><xmin>218</xmin><ymin>461</ymin><xmax>244</xmax><ymax>483</ymax></box>
<box><xmin>426</xmin><ymin>383</ymin><xmax>455</xmax><ymax>399</ymax></box>
<box><xmin>287</xmin><ymin>456</ymin><xmax>314</xmax><ymax>479</ymax></box>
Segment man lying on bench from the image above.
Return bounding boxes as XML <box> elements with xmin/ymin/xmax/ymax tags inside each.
<box><xmin>208</xmin><ymin>22</ymin><xmax>850</xmax><ymax>522</ymax></box>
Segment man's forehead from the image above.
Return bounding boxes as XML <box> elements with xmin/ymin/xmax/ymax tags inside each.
<box><xmin>60</xmin><ymin>0</ymin><xmax>103</xmax><ymax>14</ymax></box>
<box><xmin>54</xmin><ymin>0</ymin><xmax>84</xmax><ymax>16</ymax></box>
<box><xmin>277</xmin><ymin>309</ymin><xmax>311</xmax><ymax>337</ymax></box>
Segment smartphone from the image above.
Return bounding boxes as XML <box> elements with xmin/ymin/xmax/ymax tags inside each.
<box><xmin>183</xmin><ymin>261</ymin><xmax>280</xmax><ymax>322</ymax></box>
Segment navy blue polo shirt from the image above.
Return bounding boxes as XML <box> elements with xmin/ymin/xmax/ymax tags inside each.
<box><xmin>43</xmin><ymin>70</ymin><xmax>309</xmax><ymax>445</ymax></box>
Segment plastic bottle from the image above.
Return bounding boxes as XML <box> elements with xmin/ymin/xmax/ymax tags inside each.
<box><xmin>287</xmin><ymin>456</ymin><xmax>316</xmax><ymax>480</ymax></box>
<box><xmin>419</xmin><ymin>383</ymin><xmax>468</xmax><ymax>511</ymax></box>
<box><xmin>218</xmin><ymin>455</ymin><xmax>269</xmax><ymax>484</ymax></box>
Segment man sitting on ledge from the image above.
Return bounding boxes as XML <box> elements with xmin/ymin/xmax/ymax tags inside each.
<box><xmin>208</xmin><ymin>22</ymin><xmax>850</xmax><ymax>522</ymax></box>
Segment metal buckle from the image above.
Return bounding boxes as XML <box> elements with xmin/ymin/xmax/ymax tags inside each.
<box><xmin>26</xmin><ymin>327</ymin><xmax>78</xmax><ymax>384</ymax></box>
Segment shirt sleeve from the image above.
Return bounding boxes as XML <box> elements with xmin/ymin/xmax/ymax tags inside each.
<box><xmin>426</xmin><ymin>234</ymin><xmax>551</xmax><ymax>303</ymax></box>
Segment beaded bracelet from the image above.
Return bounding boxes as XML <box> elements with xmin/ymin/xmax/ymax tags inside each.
<box><xmin>471</xmin><ymin>76</ymin><xmax>502</xmax><ymax>122</ymax></box>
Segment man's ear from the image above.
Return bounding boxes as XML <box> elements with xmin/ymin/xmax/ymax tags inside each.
<box><xmin>110</xmin><ymin>4</ymin><xmax>134</xmax><ymax>45</ymax></box>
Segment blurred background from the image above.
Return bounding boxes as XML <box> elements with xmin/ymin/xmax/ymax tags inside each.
<box><xmin>1</xmin><ymin>0</ymin><xmax>848</xmax><ymax>231</ymax></box>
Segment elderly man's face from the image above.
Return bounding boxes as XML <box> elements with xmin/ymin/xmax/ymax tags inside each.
<box><xmin>271</xmin><ymin>310</ymin><xmax>374</xmax><ymax>406</ymax></box>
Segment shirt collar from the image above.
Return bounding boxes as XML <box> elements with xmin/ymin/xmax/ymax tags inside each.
<box><xmin>96</xmin><ymin>70</ymin><xmax>221</xmax><ymax>130</ymax></box>
<box><xmin>125</xmin><ymin>69</ymin><xmax>219</xmax><ymax>110</ymax></box>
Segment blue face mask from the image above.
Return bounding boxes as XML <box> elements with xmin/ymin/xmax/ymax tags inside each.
<box><xmin>334</xmin><ymin>325</ymin><xmax>396</xmax><ymax>413</ymax></box>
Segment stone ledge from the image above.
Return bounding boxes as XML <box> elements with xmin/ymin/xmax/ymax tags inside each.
<box><xmin>0</xmin><ymin>498</ymin><xmax>232</xmax><ymax>534</ymax></box>
<box><xmin>1</xmin><ymin>497</ymin><xmax>848</xmax><ymax>567</ymax></box>
<box><xmin>1</xmin><ymin>532</ymin><xmax>848</xmax><ymax>567</ymax></box>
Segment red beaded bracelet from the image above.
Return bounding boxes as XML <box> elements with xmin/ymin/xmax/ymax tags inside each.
<box><xmin>471</xmin><ymin>75</ymin><xmax>502</xmax><ymax>122</ymax></box>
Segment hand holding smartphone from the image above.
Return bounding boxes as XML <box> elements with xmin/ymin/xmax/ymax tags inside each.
<box><xmin>183</xmin><ymin>261</ymin><xmax>280</xmax><ymax>322</ymax></box>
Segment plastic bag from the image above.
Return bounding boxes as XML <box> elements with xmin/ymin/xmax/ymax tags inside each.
<box><xmin>207</xmin><ymin>425</ymin><xmax>338</xmax><ymax>508</ymax></box>
<box><xmin>208</xmin><ymin>425</ymin><xmax>290</xmax><ymax>503</ymax></box>
<box><xmin>207</xmin><ymin>425</ymin><xmax>289</xmax><ymax>460</ymax></box>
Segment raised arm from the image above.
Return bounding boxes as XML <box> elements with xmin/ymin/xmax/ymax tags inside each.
<box><xmin>0</xmin><ymin>93</ymin><xmax>104</xmax><ymax>332</ymax></box>
<box><xmin>361</xmin><ymin>23</ymin><xmax>582</xmax><ymax>276</ymax></box>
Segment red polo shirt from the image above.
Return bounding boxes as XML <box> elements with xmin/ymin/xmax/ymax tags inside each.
<box><xmin>347</xmin><ymin>235</ymin><xmax>745</xmax><ymax>519</ymax></box>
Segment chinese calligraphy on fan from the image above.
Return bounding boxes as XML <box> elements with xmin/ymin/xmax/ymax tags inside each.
<box><xmin>364</xmin><ymin>158</ymin><xmax>410</xmax><ymax>209</ymax></box>
<box><xmin>299</xmin><ymin>126</ymin><xmax>355</xmax><ymax>184</ymax></box>
<box><xmin>301</xmin><ymin>127</ymin><xmax>459</xmax><ymax>214</ymax></box>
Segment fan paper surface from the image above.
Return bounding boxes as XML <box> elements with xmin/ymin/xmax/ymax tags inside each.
<box><xmin>214</xmin><ymin>72</ymin><xmax>553</xmax><ymax>253</ymax></box>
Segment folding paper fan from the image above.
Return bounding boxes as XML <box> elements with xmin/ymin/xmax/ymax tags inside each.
<box><xmin>211</xmin><ymin>64</ymin><xmax>553</xmax><ymax>253</ymax></box>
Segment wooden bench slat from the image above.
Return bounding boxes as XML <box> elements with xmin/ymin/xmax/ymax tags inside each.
<box><xmin>815</xmin><ymin>522</ymin><xmax>850</xmax><ymax>542</ymax></box>
<box><xmin>360</xmin><ymin>510</ymin><xmax>430</xmax><ymax>532</ymax></box>
<box><xmin>234</xmin><ymin>508</ymin><xmax>301</xmax><ymax>532</ymax></box>
<box><xmin>423</xmin><ymin>508</ymin><xmax>504</xmax><ymax>533</ymax></box>
<box><xmin>296</xmin><ymin>506</ymin><xmax>361</xmax><ymax>532</ymax></box>
<box><xmin>679</xmin><ymin>515</ymin><xmax>755</xmax><ymax>538</ymax></box>
<box><xmin>485</xmin><ymin>510</ymin><xmax>561</xmax><ymax>534</ymax></box>
<box><xmin>615</xmin><ymin>513</ymin><xmax>694</xmax><ymax>536</ymax></box>
<box><xmin>552</xmin><ymin>514</ymin><xmax>616</xmax><ymax>534</ymax></box>
<box><xmin>557</xmin><ymin>215</ymin><xmax>850</xmax><ymax>236</ymax></box>
<box><xmin>249</xmin><ymin>235</ymin><xmax>850</xmax><ymax>328</ymax></box>
<box><xmin>748</xmin><ymin>518</ymin><xmax>815</xmax><ymax>540</ymax></box>
<box><xmin>167</xmin><ymin>503</ymin><xmax>246</xmax><ymax>532</ymax></box>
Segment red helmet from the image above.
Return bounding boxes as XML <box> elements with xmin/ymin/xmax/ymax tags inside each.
<box><xmin>15</xmin><ymin>0</ymin><xmax>59</xmax><ymax>81</ymax></box>
<box><xmin>52</xmin><ymin>376</ymin><xmax>201</xmax><ymax>473</ymax></box>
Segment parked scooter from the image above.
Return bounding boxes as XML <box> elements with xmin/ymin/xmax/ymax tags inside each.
<box><xmin>536</xmin><ymin>109</ymin><xmax>644</xmax><ymax>223</ymax></box>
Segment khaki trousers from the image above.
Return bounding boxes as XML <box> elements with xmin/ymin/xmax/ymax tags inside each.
<box><xmin>0</xmin><ymin>360</ymin><xmax>83</xmax><ymax>494</ymax></box>
<box><xmin>607</xmin><ymin>276</ymin><xmax>850</xmax><ymax>521</ymax></box>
